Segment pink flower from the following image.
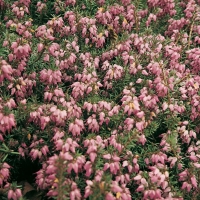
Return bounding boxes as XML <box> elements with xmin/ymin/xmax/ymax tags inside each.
<box><xmin>134</xmin><ymin>174</ymin><xmax>142</xmax><ymax>181</ymax></box>
<box><xmin>105</xmin><ymin>192</ymin><xmax>115</xmax><ymax>200</ymax></box>
<box><xmin>124</xmin><ymin>118</ymin><xmax>134</xmax><ymax>131</ymax></box>
<box><xmin>70</xmin><ymin>188</ymin><xmax>81</xmax><ymax>200</ymax></box>
<box><xmin>43</xmin><ymin>54</ymin><xmax>50</xmax><ymax>62</ymax></box>
<box><xmin>84</xmin><ymin>180</ymin><xmax>93</xmax><ymax>198</ymax></box>
<box><xmin>8</xmin><ymin>190</ymin><xmax>14</xmax><ymax>200</ymax></box>
<box><xmin>136</xmin><ymin>121</ymin><xmax>145</xmax><ymax>131</ymax></box>
<box><xmin>68</xmin><ymin>162</ymin><xmax>78</xmax><ymax>174</ymax></box>
<box><xmin>0</xmin><ymin>163</ymin><xmax>10</xmax><ymax>186</ymax></box>
<box><xmin>111</xmin><ymin>181</ymin><xmax>123</xmax><ymax>193</ymax></box>
<box><xmin>7</xmin><ymin>188</ymin><xmax>22</xmax><ymax>200</ymax></box>
<box><xmin>162</xmin><ymin>102</ymin><xmax>168</xmax><ymax>111</ymax></box>
<box><xmin>0</xmin><ymin>113</ymin><xmax>16</xmax><ymax>134</ymax></box>
<box><xmin>86</xmin><ymin>114</ymin><xmax>99</xmax><ymax>133</ymax></box>
<box><xmin>41</xmin><ymin>145</ymin><xmax>49</xmax><ymax>156</ymax></box>
<box><xmin>38</xmin><ymin>43</ymin><xmax>44</xmax><ymax>52</ymax></box>
<box><xmin>29</xmin><ymin>149</ymin><xmax>42</xmax><ymax>160</ymax></box>
<box><xmin>168</xmin><ymin>157</ymin><xmax>177</xmax><ymax>168</ymax></box>
<box><xmin>15</xmin><ymin>189</ymin><xmax>22</xmax><ymax>198</ymax></box>
<box><xmin>69</xmin><ymin>119</ymin><xmax>84</xmax><ymax>136</ymax></box>
<box><xmin>40</xmin><ymin>116</ymin><xmax>50</xmax><ymax>130</ymax></box>
<box><xmin>0</xmin><ymin>60</ymin><xmax>13</xmax><ymax>83</ymax></box>
<box><xmin>138</xmin><ymin>134</ymin><xmax>146</xmax><ymax>145</ymax></box>
<box><xmin>40</xmin><ymin>69</ymin><xmax>62</xmax><ymax>85</ymax></box>
<box><xmin>181</xmin><ymin>181</ymin><xmax>192</xmax><ymax>192</ymax></box>
<box><xmin>194</xmin><ymin>163</ymin><xmax>200</xmax><ymax>168</ymax></box>
<box><xmin>89</xmin><ymin>152</ymin><xmax>97</xmax><ymax>163</ymax></box>
<box><xmin>84</xmin><ymin>161</ymin><xmax>93</xmax><ymax>177</ymax></box>
<box><xmin>191</xmin><ymin>175</ymin><xmax>197</xmax><ymax>188</ymax></box>
<box><xmin>103</xmin><ymin>154</ymin><xmax>111</xmax><ymax>160</ymax></box>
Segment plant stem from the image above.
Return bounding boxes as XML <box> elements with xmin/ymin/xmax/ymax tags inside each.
<box><xmin>0</xmin><ymin>148</ymin><xmax>20</xmax><ymax>155</ymax></box>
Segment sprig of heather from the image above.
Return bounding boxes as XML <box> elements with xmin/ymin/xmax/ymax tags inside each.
<box><xmin>0</xmin><ymin>0</ymin><xmax>200</xmax><ymax>200</ymax></box>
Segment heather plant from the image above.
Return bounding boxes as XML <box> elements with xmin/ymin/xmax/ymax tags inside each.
<box><xmin>0</xmin><ymin>0</ymin><xmax>200</xmax><ymax>199</ymax></box>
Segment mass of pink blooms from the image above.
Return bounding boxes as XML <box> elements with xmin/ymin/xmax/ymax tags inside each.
<box><xmin>0</xmin><ymin>0</ymin><xmax>200</xmax><ymax>199</ymax></box>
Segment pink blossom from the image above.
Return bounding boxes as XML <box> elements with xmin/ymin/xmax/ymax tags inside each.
<box><xmin>69</xmin><ymin>119</ymin><xmax>84</xmax><ymax>136</ymax></box>
<box><xmin>191</xmin><ymin>175</ymin><xmax>197</xmax><ymax>188</ymax></box>
<box><xmin>136</xmin><ymin>121</ymin><xmax>146</xmax><ymax>131</ymax></box>
<box><xmin>168</xmin><ymin>157</ymin><xmax>178</xmax><ymax>168</ymax></box>
<box><xmin>38</xmin><ymin>43</ymin><xmax>44</xmax><ymax>52</ymax></box>
<box><xmin>181</xmin><ymin>181</ymin><xmax>192</xmax><ymax>192</ymax></box>
<box><xmin>86</xmin><ymin>114</ymin><xmax>100</xmax><ymax>133</ymax></box>
<box><xmin>84</xmin><ymin>161</ymin><xmax>93</xmax><ymax>177</ymax></box>
<box><xmin>88</xmin><ymin>152</ymin><xmax>96</xmax><ymax>163</ymax></box>
<box><xmin>105</xmin><ymin>192</ymin><xmax>115</xmax><ymax>200</ymax></box>
<box><xmin>8</xmin><ymin>190</ymin><xmax>14</xmax><ymax>200</ymax></box>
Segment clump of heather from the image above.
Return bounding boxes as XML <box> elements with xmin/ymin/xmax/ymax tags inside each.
<box><xmin>0</xmin><ymin>0</ymin><xmax>200</xmax><ymax>199</ymax></box>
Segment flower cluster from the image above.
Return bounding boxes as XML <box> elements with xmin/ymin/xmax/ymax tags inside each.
<box><xmin>0</xmin><ymin>0</ymin><xmax>200</xmax><ymax>200</ymax></box>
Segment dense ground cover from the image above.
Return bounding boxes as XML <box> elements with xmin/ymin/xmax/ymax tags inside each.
<box><xmin>0</xmin><ymin>0</ymin><xmax>200</xmax><ymax>199</ymax></box>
